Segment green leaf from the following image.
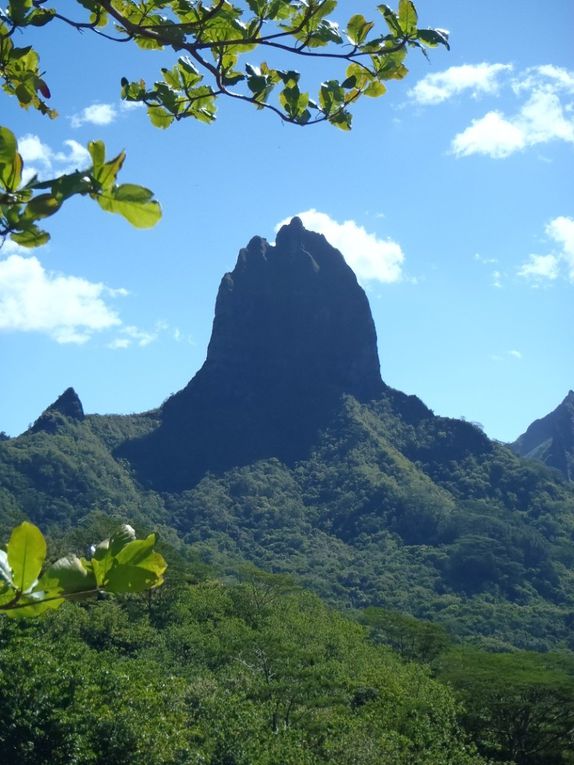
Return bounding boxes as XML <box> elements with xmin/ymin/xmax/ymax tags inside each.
<box><xmin>7</xmin><ymin>521</ymin><xmax>46</xmax><ymax>593</ymax></box>
<box><xmin>417</xmin><ymin>28</ymin><xmax>450</xmax><ymax>50</ymax></box>
<box><xmin>147</xmin><ymin>106</ymin><xmax>174</xmax><ymax>129</ymax></box>
<box><xmin>39</xmin><ymin>554</ymin><xmax>97</xmax><ymax>595</ymax></box>
<box><xmin>96</xmin><ymin>151</ymin><xmax>126</xmax><ymax>191</ymax></box>
<box><xmin>0</xmin><ymin>151</ymin><xmax>22</xmax><ymax>191</ymax></box>
<box><xmin>364</xmin><ymin>80</ymin><xmax>387</xmax><ymax>97</ymax></box>
<box><xmin>10</xmin><ymin>226</ymin><xmax>50</xmax><ymax>248</ymax></box>
<box><xmin>115</xmin><ymin>534</ymin><xmax>167</xmax><ymax>579</ymax></box>
<box><xmin>88</xmin><ymin>140</ymin><xmax>105</xmax><ymax>171</ymax></box>
<box><xmin>346</xmin><ymin>14</ymin><xmax>374</xmax><ymax>45</ymax></box>
<box><xmin>24</xmin><ymin>193</ymin><xmax>62</xmax><ymax>219</ymax></box>
<box><xmin>377</xmin><ymin>4</ymin><xmax>402</xmax><ymax>35</ymax></box>
<box><xmin>105</xmin><ymin>564</ymin><xmax>160</xmax><ymax>593</ymax></box>
<box><xmin>91</xmin><ymin>538</ymin><xmax>112</xmax><ymax>587</ymax></box>
<box><xmin>0</xmin><ymin>126</ymin><xmax>17</xmax><ymax>164</ymax></box>
<box><xmin>329</xmin><ymin>110</ymin><xmax>352</xmax><ymax>131</ymax></box>
<box><xmin>97</xmin><ymin>184</ymin><xmax>162</xmax><ymax>228</ymax></box>
<box><xmin>398</xmin><ymin>0</ymin><xmax>418</xmax><ymax>34</ymax></box>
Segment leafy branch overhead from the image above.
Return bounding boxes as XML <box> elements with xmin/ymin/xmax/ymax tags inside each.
<box><xmin>0</xmin><ymin>1</ymin><xmax>448</xmax><ymax>247</ymax></box>
<box><xmin>0</xmin><ymin>127</ymin><xmax>161</xmax><ymax>247</ymax></box>
<box><xmin>1</xmin><ymin>1</ymin><xmax>448</xmax><ymax>130</ymax></box>
<box><xmin>0</xmin><ymin>521</ymin><xmax>167</xmax><ymax>618</ymax></box>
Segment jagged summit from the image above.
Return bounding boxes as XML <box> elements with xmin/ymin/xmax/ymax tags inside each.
<box><xmin>194</xmin><ymin>216</ymin><xmax>384</xmax><ymax>404</ymax></box>
<box><xmin>125</xmin><ymin>218</ymin><xmax>385</xmax><ymax>488</ymax></box>
<box><xmin>511</xmin><ymin>390</ymin><xmax>574</xmax><ymax>480</ymax></box>
<box><xmin>31</xmin><ymin>387</ymin><xmax>84</xmax><ymax>434</ymax></box>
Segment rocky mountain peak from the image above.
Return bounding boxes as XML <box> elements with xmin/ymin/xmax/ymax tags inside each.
<box><xmin>511</xmin><ymin>390</ymin><xmax>574</xmax><ymax>480</ymax></box>
<box><xmin>127</xmin><ymin>219</ymin><xmax>385</xmax><ymax>488</ymax></box>
<box><xmin>31</xmin><ymin>387</ymin><xmax>85</xmax><ymax>434</ymax></box>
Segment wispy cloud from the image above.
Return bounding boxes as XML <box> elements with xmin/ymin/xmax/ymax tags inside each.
<box><xmin>275</xmin><ymin>210</ymin><xmax>404</xmax><ymax>285</ymax></box>
<box><xmin>107</xmin><ymin>320</ymin><xmax>173</xmax><ymax>350</ymax></box>
<box><xmin>518</xmin><ymin>216</ymin><xmax>574</xmax><ymax>284</ymax></box>
<box><xmin>474</xmin><ymin>253</ymin><xmax>498</xmax><ymax>265</ymax></box>
<box><xmin>0</xmin><ymin>254</ymin><xmax>121</xmax><ymax>344</ymax></box>
<box><xmin>474</xmin><ymin>253</ymin><xmax>503</xmax><ymax>287</ymax></box>
<box><xmin>409</xmin><ymin>63</ymin><xmax>512</xmax><ymax>105</ymax></box>
<box><xmin>491</xmin><ymin>350</ymin><xmax>523</xmax><ymax>362</ymax></box>
<box><xmin>70</xmin><ymin>103</ymin><xmax>117</xmax><ymax>128</ymax></box>
<box><xmin>17</xmin><ymin>134</ymin><xmax>91</xmax><ymax>183</ymax></box>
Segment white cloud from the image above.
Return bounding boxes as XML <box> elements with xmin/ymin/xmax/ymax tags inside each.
<box><xmin>71</xmin><ymin>103</ymin><xmax>117</xmax><ymax>128</ymax></box>
<box><xmin>0</xmin><ymin>255</ymin><xmax>122</xmax><ymax>343</ymax></box>
<box><xmin>275</xmin><ymin>210</ymin><xmax>404</xmax><ymax>285</ymax></box>
<box><xmin>409</xmin><ymin>63</ymin><xmax>512</xmax><ymax>105</ymax></box>
<box><xmin>17</xmin><ymin>134</ymin><xmax>91</xmax><ymax>181</ymax></box>
<box><xmin>120</xmin><ymin>100</ymin><xmax>145</xmax><ymax>112</ymax></box>
<box><xmin>518</xmin><ymin>253</ymin><xmax>560</xmax><ymax>281</ymax></box>
<box><xmin>518</xmin><ymin>216</ymin><xmax>574</xmax><ymax>283</ymax></box>
<box><xmin>108</xmin><ymin>337</ymin><xmax>131</xmax><ymax>350</ymax></box>
<box><xmin>509</xmin><ymin>350</ymin><xmax>522</xmax><ymax>359</ymax></box>
<box><xmin>451</xmin><ymin>111</ymin><xmax>526</xmax><ymax>158</ymax></box>
<box><xmin>447</xmin><ymin>65</ymin><xmax>574</xmax><ymax>158</ymax></box>
<box><xmin>513</xmin><ymin>65</ymin><xmax>574</xmax><ymax>96</ymax></box>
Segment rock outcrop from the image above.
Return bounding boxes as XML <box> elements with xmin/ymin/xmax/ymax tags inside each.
<box><xmin>31</xmin><ymin>387</ymin><xmax>85</xmax><ymax>434</ymax></box>
<box><xmin>511</xmin><ymin>390</ymin><xmax>574</xmax><ymax>480</ymax></box>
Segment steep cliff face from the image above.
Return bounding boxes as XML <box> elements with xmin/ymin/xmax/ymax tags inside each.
<box><xmin>512</xmin><ymin>391</ymin><xmax>574</xmax><ymax>480</ymax></box>
<box><xmin>126</xmin><ymin>218</ymin><xmax>385</xmax><ymax>488</ymax></box>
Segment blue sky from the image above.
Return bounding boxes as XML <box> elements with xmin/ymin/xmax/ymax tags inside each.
<box><xmin>1</xmin><ymin>1</ymin><xmax>572</xmax><ymax>441</ymax></box>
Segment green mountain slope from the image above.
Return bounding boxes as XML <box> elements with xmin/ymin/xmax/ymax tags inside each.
<box><xmin>1</xmin><ymin>390</ymin><xmax>572</xmax><ymax>650</ymax></box>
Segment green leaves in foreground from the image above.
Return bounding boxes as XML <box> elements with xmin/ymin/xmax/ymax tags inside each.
<box><xmin>0</xmin><ymin>522</ymin><xmax>167</xmax><ymax>618</ymax></box>
<box><xmin>0</xmin><ymin>126</ymin><xmax>161</xmax><ymax>249</ymax></box>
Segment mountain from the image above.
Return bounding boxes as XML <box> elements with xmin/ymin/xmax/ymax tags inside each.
<box><xmin>30</xmin><ymin>386</ymin><xmax>85</xmax><ymax>434</ymax></box>
<box><xmin>512</xmin><ymin>391</ymin><xmax>574</xmax><ymax>480</ymax></box>
<box><xmin>1</xmin><ymin>220</ymin><xmax>573</xmax><ymax>649</ymax></box>
<box><xmin>122</xmin><ymin>217</ymin><xmax>386</xmax><ymax>489</ymax></box>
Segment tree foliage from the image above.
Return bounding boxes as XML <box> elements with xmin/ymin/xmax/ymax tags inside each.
<box><xmin>0</xmin><ymin>0</ymin><xmax>448</xmax><ymax>247</ymax></box>
<box><xmin>436</xmin><ymin>648</ymin><xmax>574</xmax><ymax>765</ymax></box>
<box><xmin>0</xmin><ymin>521</ymin><xmax>167</xmax><ymax>617</ymax></box>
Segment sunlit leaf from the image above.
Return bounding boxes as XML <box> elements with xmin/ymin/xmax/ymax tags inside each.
<box><xmin>398</xmin><ymin>0</ymin><xmax>418</xmax><ymax>34</ymax></box>
<box><xmin>105</xmin><ymin>564</ymin><xmax>161</xmax><ymax>593</ymax></box>
<box><xmin>0</xmin><ymin>126</ymin><xmax>17</xmax><ymax>164</ymax></box>
<box><xmin>7</xmin><ymin>521</ymin><xmax>46</xmax><ymax>592</ymax></box>
<box><xmin>98</xmin><ymin>184</ymin><xmax>162</xmax><ymax>228</ymax></box>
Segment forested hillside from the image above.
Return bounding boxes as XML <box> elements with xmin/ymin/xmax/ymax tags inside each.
<box><xmin>2</xmin><ymin>549</ymin><xmax>573</xmax><ymax>765</ymax></box>
<box><xmin>1</xmin><ymin>387</ymin><xmax>573</xmax><ymax>649</ymax></box>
